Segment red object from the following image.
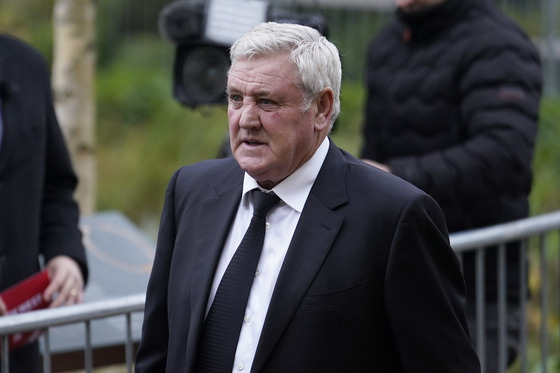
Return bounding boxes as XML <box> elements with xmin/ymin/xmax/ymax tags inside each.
<box><xmin>0</xmin><ymin>270</ymin><xmax>51</xmax><ymax>351</ymax></box>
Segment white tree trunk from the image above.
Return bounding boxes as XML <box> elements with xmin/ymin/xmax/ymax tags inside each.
<box><xmin>52</xmin><ymin>0</ymin><xmax>97</xmax><ymax>216</ymax></box>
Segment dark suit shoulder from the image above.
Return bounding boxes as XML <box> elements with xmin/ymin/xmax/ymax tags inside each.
<box><xmin>341</xmin><ymin>147</ymin><xmax>428</xmax><ymax>201</ymax></box>
<box><xmin>0</xmin><ymin>33</ymin><xmax>52</xmax><ymax>93</ymax></box>
<box><xmin>175</xmin><ymin>157</ymin><xmax>241</xmax><ymax>183</ymax></box>
<box><xmin>0</xmin><ymin>33</ymin><xmax>48</xmax><ymax>69</ymax></box>
<box><xmin>170</xmin><ymin>157</ymin><xmax>243</xmax><ymax>200</ymax></box>
<box><xmin>331</xmin><ymin>147</ymin><xmax>447</xmax><ymax>229</ymax></box>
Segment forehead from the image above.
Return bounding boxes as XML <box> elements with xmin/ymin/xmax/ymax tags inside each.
<box><xmin>227</xmin><ymin>54</ymin><xmax>299</xmax><ymax>90</ymax></box>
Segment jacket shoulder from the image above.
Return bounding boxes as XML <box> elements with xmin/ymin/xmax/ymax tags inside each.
<box><xmin>170</xmin><ymin>157</ymin><xmax>242</xmax><ymax>197</ymax></box>
<box><xmin>340</xmin><ymin>147</ymin><xmax>431</xmax><ymax>204</ymax></box>
<box><xmin>457</xmin><ymin>11</ymin><xmax>540</xmax><ymax>61</ymax></box>
<box><xmin>0</xmin><ymin>33</ymin><xmax>47</xmax><ymax>66</ymax></box>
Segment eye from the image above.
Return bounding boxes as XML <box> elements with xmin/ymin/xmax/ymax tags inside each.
<box><xmin>258</xmin><ymin>98</ymin><xmax>277</xmax><ymax>109</ymax></box>
<box><xmin>228</xmin><ymin>94</ymin><xmax>243</xmax><ymax>108</ymax></box>
<box><xmin>228</xmin><ymin>94</ymin><xmax>241</xmax><ymax>103</ymax></box>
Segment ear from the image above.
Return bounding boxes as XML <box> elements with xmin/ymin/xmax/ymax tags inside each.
<box><xmin>314</xmin><ymin>88</ymin><xmax>334</xmax><ymax>131</ymax></box>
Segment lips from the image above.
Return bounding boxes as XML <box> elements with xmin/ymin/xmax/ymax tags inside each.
<box><xmin>243</xmin><ymin>139</ymin><xmax>264</xmax><ymax>146</ymax></box>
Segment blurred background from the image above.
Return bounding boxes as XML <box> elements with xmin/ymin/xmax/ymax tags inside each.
<box><xmin>0</xmin><ymin>1</ymin><xmax>558</xmax><ymax>372</ymax></box>
<box><xmin>0</xmin><ymin>0</ymin><xmax>557</xmax><ymax>238</ymax></box>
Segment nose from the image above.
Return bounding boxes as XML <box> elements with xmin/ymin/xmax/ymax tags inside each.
<box><xmin>238</xmin><ymin>102</ymin><xmax>261</xmax><ymax>129</ymax></box>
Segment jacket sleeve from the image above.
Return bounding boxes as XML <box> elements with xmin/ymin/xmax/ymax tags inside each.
<box><xmin>388</xmin><ymin>31</ymin><xmax>542</xmax><ymax>205</ymax></box>
<box><xmin>385</xmin><ymin>193</ymin><xmax>480</xmax><ymax>372</ymax></box>
<box><xmin>135</xmin><ymin>170</ymin><xmax>179</xmax><ymax>372</ymax></box>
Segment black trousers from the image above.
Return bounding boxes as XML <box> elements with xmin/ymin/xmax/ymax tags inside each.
<box><xmin>1</xmin><ymin>342</ymin><xmax>42</xmax><ymax>373</ymax></box>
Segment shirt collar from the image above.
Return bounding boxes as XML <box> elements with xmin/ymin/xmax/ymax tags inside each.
<box><xmin>242</xmin><ymin>137</ymin><xmax>330</xmax><ymax>213</ymax></box>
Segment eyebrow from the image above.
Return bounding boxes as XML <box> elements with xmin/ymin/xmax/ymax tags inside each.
<box><xmin>226</xmin><ymin>87</ymin><xmax>277</xmax><ymax>98</ymax></box>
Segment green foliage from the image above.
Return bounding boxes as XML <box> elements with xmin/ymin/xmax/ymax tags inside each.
<box><xmin>96</xmin><ymin>0</ymin><xmax>129</xmax><ymax>67</ymax></box>
<box><xmin>501</xmin><ymin>4</ymin><xmax>544</xmax><ymax>37</ymax></box>
<box><xmin>0</xmin><ymin>0</ymin><xmax>53</xmax><ymax>58</ymax></box>
<box><xmin>329</xmin><ymin>81</ymin><xmax>366</xmax><ymax>155</ymax></box>
<box><xmin>96</xmin><ymin>0</ymin><xmax>172</xmax><ymax>67</ymax></box>
<box><xmin>320</xmin><ymin>8</ymin><xmax>392</xmax><ymax>82</ymax></box>
<box><xmin>530</xmin><ymin>96</ymin><xmax>560</xmax><ymax>215</ymax></box>
<box><xmin>96</xmin><ymin>37</ymin><xmax>228</xmax><ymax>229</ymax></box>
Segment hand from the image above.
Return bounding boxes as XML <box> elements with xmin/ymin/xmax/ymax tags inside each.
<box><xmin>0</xmin><ymin>298</ymin><xmax>6</xmax><ymax>316</ymax></box>
<box><xmin>44</xmin><ymin>255</ymin><xmax>85</xmax><ymax>308</ymax></box>
<box><xmin>362</xmin><ymin>159</ymin><xmax>392</xmax><ymax>173</ymax></box>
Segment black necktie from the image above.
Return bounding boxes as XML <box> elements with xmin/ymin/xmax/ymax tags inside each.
<box><xmin>196</xmin><ymin>189</ymin><xmax>280</xmax><ymax>372</ymax></box>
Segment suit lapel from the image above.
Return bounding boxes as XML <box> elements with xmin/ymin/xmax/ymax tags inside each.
<box><xmin>185</xmin><ymin>165</ymin><xmax>244</xmax><ymax>370</ymax></box>
<box><xmin>252</xmin><ymin>140</ymin><xmax>348</xmax><ymax>371</ymax></box>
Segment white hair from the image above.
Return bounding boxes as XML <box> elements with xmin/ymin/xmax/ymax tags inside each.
<box><xmin>229</xmin><ymin>22</ymin><xmax>342</xmax><ymax>128</ymax></box>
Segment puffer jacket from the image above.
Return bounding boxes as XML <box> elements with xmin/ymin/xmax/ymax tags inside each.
<box><xmin>360</xmin><ymin>0</ymin><xmax>542</xmax><ymax>301</ymax></box>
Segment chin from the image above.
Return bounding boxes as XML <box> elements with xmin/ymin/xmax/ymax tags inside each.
<box><xmin>236</xmin><ymin>156</ymin><xmax>266</xmax><ymax>174</ymax></box>
<box><xmin>235</xmin><ymin>148</ymin><xmax>267</xmax><ymax>167</ymax></box>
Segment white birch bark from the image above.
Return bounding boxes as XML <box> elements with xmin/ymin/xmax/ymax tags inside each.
<box><xmin>52</xmin><ymin>0</ymin><xmax>97</xmax><ymax>216</ymax></box>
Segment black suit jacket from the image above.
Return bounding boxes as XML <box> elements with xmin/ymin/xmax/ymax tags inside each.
<box><xmin>0</xmin><ymin>34</ymin><xmax>88</xmax><ymax>291</ymax></box>
<box><xmin>136</xmin><ymin>140</ymin><xmax>480</xmax><ymax>372</ymax></box>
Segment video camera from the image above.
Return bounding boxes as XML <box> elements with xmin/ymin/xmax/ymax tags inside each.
<box><xmin>158</xmin><ymin>0</ymin><xmax>327</xmax><ymax>108</ymax></box>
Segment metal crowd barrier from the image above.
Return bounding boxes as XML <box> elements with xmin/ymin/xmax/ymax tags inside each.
<box><xmin>451</xmin><ymin>210</ymin><xmax>560</xmax><ymax>373</ymax></box>
<box><xmin>0</xmin><ymin>211</ymin><xmax>559</xmax><ymax>373</ymax></box>
<box><xmin>0</xmin><ymin>294</ymin><xmax>145</xmax><ymax>373</ymax></box>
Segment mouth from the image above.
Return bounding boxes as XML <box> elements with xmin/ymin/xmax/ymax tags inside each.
<box><xmin>242</xmin><ymin>139</ymin><xmax>265</xmax><ymax>147</ymax></box>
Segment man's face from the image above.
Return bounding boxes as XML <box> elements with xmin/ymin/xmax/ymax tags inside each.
<box><xmin>396</xmin><ymin>0</ymin><xmax>446</xmax><ymax>12</ymax></box>
<box><xmin>227</xmin><ymin>54</ymin><xmax>325</xmax><ymax>189</ymax></box>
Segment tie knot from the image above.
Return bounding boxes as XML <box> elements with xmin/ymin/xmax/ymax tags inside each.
<box><xmin>252</xmin><ymin>190</ymin><xmax>280</xmax><ymax>218</ymax></box>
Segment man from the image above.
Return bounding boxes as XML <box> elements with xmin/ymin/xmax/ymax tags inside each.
<box><xmin>360</xmin><ymin>0</ymin><xmax>542</xmax><ymax>370</ymax></box>
<box><xmin>135</xmin><ymin>22</ymin><xmax>480</xmax><ymax>372</ymax></box>
<box><xmin>0</xmin><ymin>34</ymin><xmax>88</xmax><ymax>372</ymax></box>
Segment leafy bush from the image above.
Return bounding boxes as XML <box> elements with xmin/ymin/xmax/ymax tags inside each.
<box><xmin>96</xmin><ymin>37</ymin><xmax>228</xmax><ymax>232</ymax></box>
<box><xmin>530</xmin><ymin>96</ymin><xmax>560</xmax><ymax>215</ymax></box>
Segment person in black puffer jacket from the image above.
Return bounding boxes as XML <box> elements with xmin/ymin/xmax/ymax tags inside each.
<box><xmin>360</xmin><ymin>0</ymin><xmax>542</xmax><ymax>371</ymax></box>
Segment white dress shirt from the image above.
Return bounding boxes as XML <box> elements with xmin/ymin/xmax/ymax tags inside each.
<box><xmin>206</xmin><ymin>137</ymin><xmax>330</xmax><ymax>372</ymax></box>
